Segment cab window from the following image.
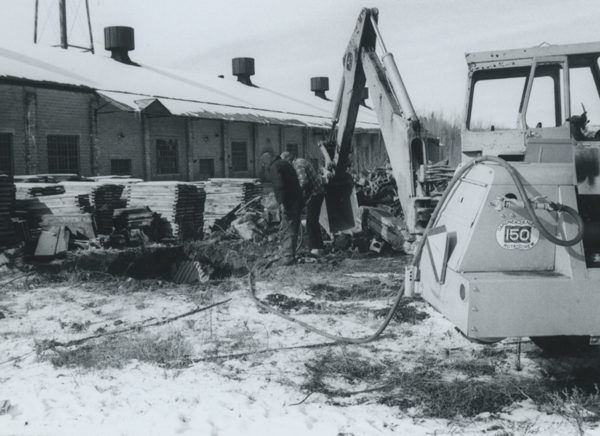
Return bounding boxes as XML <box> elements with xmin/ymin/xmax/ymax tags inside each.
<box><xmin>469</xmin><ymin>75</ymin><xmax>526</xmax><ymax>131</ymax></box>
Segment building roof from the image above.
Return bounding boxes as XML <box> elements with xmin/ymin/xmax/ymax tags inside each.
<box><xmin>0</xmin><ymin>43</ymin><xmax>379</xmax><ymax>131</ymax></box>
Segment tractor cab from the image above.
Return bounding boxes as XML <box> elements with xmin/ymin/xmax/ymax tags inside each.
<box><xmin>462</xmin><ymin>42</ymin><xmax>600</xmax><ymax>172</ymax></box>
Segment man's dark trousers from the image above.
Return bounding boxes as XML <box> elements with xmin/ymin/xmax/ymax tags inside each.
<box><xmin>281</xmin><ymin>200</ymin><xmax>303</xmax><ymax>262</ymax></box>
<box><xmin>306</xmin><ymin>193</ymin><xmax>324</xmax><ymax>250</ymax></box>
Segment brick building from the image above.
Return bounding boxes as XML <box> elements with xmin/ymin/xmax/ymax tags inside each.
<box><xmin>0</xmin><ymin>29</ymin><xmax>384</xmax><ymax>181</ymax></box>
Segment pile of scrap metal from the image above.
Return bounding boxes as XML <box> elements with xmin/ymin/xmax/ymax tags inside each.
<box><xmin>210</xmin><ymin>195</ymin><xmax>268</xmax><ymax>241</ymax></box>
<box><xmin>355</xmin><ymin>165</ymin><xmax>401</xmax><ymax>213</ymax></box>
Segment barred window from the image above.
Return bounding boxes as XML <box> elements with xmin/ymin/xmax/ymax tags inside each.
<box><xmin>198</xmin><ymin>158</ymin><xmax>215</xmax><ymax>180</ymax></box>
<box><xmin>231</xmin><ymin>141</ymin><xmax>248</xmax><ymax>171</ymax></box>
<box><xmin>156</xmin><ymin>139</ymin><xmax>179</xmax><ymax>174</ymax></box>
<box><xmin>286</xmin><ymin>143</ymin><xmax>299</xmax><ymax>157</ymax></box>
<box><xmin>0</xmin><ymin>133</ymin><xmax>12</xmax><ymax>175</ymax></box>
<box><xmin>47</xmin><ymin>135</ymin><xmax>79</xmax><ymax>173</ymax></box>
<box><xmin>111</xmin><ymin>159</ymin><xmax>132</xmax><ymax>176</ymax></box>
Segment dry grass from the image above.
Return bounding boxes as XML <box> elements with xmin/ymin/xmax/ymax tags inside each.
<box><xmin>301</xmin><ymin>348</ymin><xmax>600</xmax><ymax>424</ymax></box>
<box><xmin>37</xmin><ymin>330</ymin><xmax>193</xmax><ymax>369</ymax></box>
<box><xmin>263</xmin><ymin>293</ymin><xmax>322</xmax><ymax>313</ymax></box>
<box><xmin>546</xmin><ymin>386</ymin><xmax>600</xmax><ymax>435</ymax></box>
<box><xmin>372</xmin><ymin>297</ymin><xmax>429</xmax><ymax>324</ymax></box>
<box><xmin>305</xmin><ymin>279</ymin><xmax>399</xmax><ymax>301</ymax></box>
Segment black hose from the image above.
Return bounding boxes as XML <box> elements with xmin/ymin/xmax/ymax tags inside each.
<box><xmin>248</xmin><ymin>156</ymin><xmax>584</xmax><ymax>343</ymax></box>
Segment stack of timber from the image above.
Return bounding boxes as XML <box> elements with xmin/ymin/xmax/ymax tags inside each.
<box><xmin>113</xmin><ymin>207</ymin><xmax>154</xmax><ymax>231</ymax></box>
<box><xmin>92</xmin><ymin>184</ymin><xmax>126</xmax><ymax>234</ymax></box>
<box><xmin>0</xmin><ymin>173</ymin><xmax>16</xmax><ymax>246</ymax></box>
<box><xmin>361</xmin><ymin>206</ymin><xmax>405</xmax><ymax>251</ymax></box>
<box><xmin>202</xmin><ymin>178</ymin><xmax>263</xmax><ymax>230</ymax></box>
<box><xmin>126</xmin><ymin>182</ymin><xmax>205</xmax><ymax>240</ymax></box>
<box><xmin>60</xmin><ymin>181</ymin><xmax>97</xmax><ymax>197</ymax></box>
<box><xmin>15</xmin><ymin>183</ymin><xmax>66</xmax><ymax>199</ymax></box>
<box><xmin>15</xmin><ymin>193</ymin><xmax>91</xmax><ymax>239</ymax></box>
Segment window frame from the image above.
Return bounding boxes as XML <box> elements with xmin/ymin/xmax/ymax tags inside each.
<box><xmin>0</xmin><ymin>132</ymin><xmax>13</xmax><ymax>176</ymax></box>
<box><xmin>198</xmin><ymin>158</ymin><xmax>215</xmax><ymax>181</ymax></box>
<box><xmin>155</xmin><ymin>138</ymin><xmax>179</xmax><ymax>175</ymax></box>
<box><xmin>47</xmin><ymin>134</ymin><xmax>80</xmax><ymax>174</ymax></box>
<box><xmin>110</xmin><ymin>158</ymin><xmax>132</xmax><ymax>176</ymax></box>
<box><xmin>286</xmin><ymin>142</ymin><xmax>299</xmax><ymax>157</ymax></box>
<box><xmin>230</xmin><ymin>140</ymin><xmax>248</xmax><ymax>172</ymax></box>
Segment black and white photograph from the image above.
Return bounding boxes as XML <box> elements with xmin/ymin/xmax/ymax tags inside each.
<box><xmin>1</xmin><ymin>0</ymin><xmax>600</xmax><ymax>434</ymax></box>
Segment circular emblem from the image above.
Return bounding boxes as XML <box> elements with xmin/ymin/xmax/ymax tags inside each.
<box><xmin>495</xmin><ymin>219</ymin><xmax>539</xmax><ymax>250</ymax></box>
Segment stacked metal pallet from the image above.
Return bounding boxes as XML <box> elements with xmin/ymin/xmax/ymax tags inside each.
<box><xmin>126</xmin><ymin>182</ymin><xmax>206</xmax><ymax>240</ymax></box>
<box><xmin>202</xmin><ymin>178</ymin><xmax>263</xmax><ymax>230</ymax></box>
<box><xmin>0</xmin><ymin>173</ymin><xmax>16</xmax><ymax>247</ymax></box>
<box><xmin>92</xmin><ymin>184</ymin><xmax>126</xmax><ymax>234</ymax></box>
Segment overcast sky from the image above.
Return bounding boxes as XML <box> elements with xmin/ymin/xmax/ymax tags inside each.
<box><xmin>1</xmin><ymin>0</ymin><xmax>599</xmax><ymax>118</ymax></box>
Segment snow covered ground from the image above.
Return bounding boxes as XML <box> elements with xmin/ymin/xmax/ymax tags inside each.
<box><xmin>1</xmin><ymin>257</ymin><xmax>599</xmax><ymax>435</ymax></box>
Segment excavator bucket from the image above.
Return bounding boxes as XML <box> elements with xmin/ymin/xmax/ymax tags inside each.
<box><xmin>320</xmin><ymin>173</ymin><xmax>360</xmax><ymax>234</ymax></box>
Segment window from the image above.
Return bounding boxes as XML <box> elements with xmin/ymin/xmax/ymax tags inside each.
<box><xmin>526</xmin><ymin>76</ymin><xmax>557</xmax><ymax>128</ymax></box>
<box><xmin>286</xmin><ymin>143</ymin><xmax>299</xmax><ymax>157</ymax></box>
<box><xmin>0</xmin><ymin>133</ymin><xmax>12</xmax><ymax>175</ymax></box>
<box><xmin>156</xmin><ymin>139</ymin><xmax>179</xmax><ymax>174</ymax></box>
<box><xmin>110</xmin><ymin>159</ymin><xmax>132</xmax><ymax>176</ymax></box>
<box><xmin>570</xmin><ymin>66</ymin><xmax>600</xmax><ymax>131</ymax></box>
<box><xmin>198</xmin><ymin>158</ymin><xmax>215</xmax><ymax>180</ymax></box>
<box><xmin>231</xmin><ymin>141</ymin><xmax>248</xmax><ymax>171</ymax></box>
<box><xmin>469</xmin><ymin>75</ymin><xmax>527</xmax><ymax>131</ymax></box>
<box><xmin>47</xmin><ymin>135</ymin><xmax>79</xmax><ymax>173</ymax></box>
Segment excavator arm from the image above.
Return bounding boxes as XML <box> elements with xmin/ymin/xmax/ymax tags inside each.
<box><xmin>322</xmin><ymin>8</ymin><xmax>448</xmax><ymax>234</ymax></box>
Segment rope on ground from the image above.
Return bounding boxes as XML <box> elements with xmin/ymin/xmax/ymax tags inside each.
<box><xmin>190</xmin><ymin>340</ymin><xmax>339</xmax><ymax>362</ymax></box>
<box><xmin>42</xmin><ymin>298</ymin><xmax>231</xmax><ymax>349</ymax></box>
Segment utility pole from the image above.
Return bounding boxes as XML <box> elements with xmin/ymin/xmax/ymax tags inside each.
<box><xmin>85</xmin><ymin>0</ymin><xmax>95</xmax><ymax>54</ymax></box>
<box><xmin>59</xmin><ymin>0</ymin><xmax>68</xmax><ymax>49</ymax></box>
<box><xmin>33</xmin><ymin>0</ymin><xmax>39</xmax><ymax>43</ymax></box>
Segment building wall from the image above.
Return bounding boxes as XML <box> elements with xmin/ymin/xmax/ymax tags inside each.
<box><xmin>189</xmin><ymin>118</ymin><xmax>224</xmax><ymax>179</ymax></box>
<box><xmin>0</xmin><ymin>81</ymin><xmax>383</xmax><ymax>180</ymax></box>
<box><xmin>147</xmin><ymin>115</ymin><xmax>187</xmax><ymax>181</ymax></box>
<box><xmin>96</xmin><ymin>111</ymin><xmax>144</xmax><ymax>178</ymax></box>
<box><xmin>35</xmin><ymin>87</ymin><xmax>92</xmax><ymax>175</ymax></box>
<box><xmin>227</xmin><ymin>122</ymin><xmax>254</xmax><ymax>179</ymax></box>
<box><xmin>0</xmin><ymin>84</ymin><xmax>25</xmax><ymax>175</ymax></box>
<box><xmin>0</xmin><ymin>84</ymin><xmax>94</xmax><ymax>176</ymax></box>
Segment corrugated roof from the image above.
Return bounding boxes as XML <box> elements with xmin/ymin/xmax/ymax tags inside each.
<box><xmin>0</xmin><ymin>44</ymin><xmax>379</xmax><ymax>130</ymax></box>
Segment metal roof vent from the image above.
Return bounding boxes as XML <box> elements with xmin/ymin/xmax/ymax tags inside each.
<box><xmin>104</xmin><ymin>26</ymin><xmax>138</xmax><ymax>66</ymax></box>
<box><xmin>311</xmin><ymin>77</ymin><xmax>329</xmax><ymax>100</ymax></box>
<box><xmin>232</xmin><ymin>57</ymin><xmax>255</xmax><ymax>86</ymax></box>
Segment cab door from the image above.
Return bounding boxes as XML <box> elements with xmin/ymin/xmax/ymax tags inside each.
<box><xmin>521</xmin><ymin>56</ymin><xmax>573</xmax><ymax>163</ymax></box>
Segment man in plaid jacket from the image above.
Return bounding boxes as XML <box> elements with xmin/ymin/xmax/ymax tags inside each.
<box><xmin>281</xmin><ymin>152</ymin><xmax>327</xmax><ymax>255</ymax></box>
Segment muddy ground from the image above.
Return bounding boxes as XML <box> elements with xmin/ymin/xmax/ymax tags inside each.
<box><xmin>1</xmin><ymin>240</ymin><xmax>600</xmax><ymax>435</ymax></box>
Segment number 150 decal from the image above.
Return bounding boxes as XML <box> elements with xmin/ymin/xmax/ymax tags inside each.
<box><xmin>495</xmin><ymin>220</ymin><xmax>540</xmax><ymax>250</ymax></box>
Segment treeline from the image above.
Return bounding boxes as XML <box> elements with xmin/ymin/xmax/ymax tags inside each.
<box><xmin>421</xmin><ymin>112</ymin><xmax>462</xmax><ymax>166</ymax></box>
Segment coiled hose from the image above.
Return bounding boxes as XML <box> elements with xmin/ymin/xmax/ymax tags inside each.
<box><xmin>248</xmin><ymin>156</ymin><xmax>584</xmax><ymax>344</ymax></box>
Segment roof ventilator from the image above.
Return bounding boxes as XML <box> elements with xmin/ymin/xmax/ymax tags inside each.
<box><xmin>104</xmin><ymin>26</ymin><xmax>138</xmax><ymax>66</ymax></box>
<box><xmin>232</xmin><ymin>57</ymin><xmax>256</xmax><ymax>86</ymax></box>
<box><xmin>310</xmin><ymin>77</ymin><xmax>329</xmax><ymax>100</ymax></box>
